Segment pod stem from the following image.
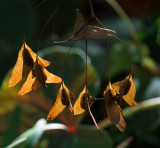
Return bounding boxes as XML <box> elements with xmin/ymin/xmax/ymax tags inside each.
<box><xmin>36</xmin><ymin>0</ymin><xmax>62</xmax><ymax>61</ymax></box>
<box><xmin>23</xmin><ymin>0</ymin><xmax>48</xmax><ymax>42</ymax></box>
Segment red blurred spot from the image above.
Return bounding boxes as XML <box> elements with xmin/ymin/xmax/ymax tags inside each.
<box><xmin>68</xmin><ymin>125</ymin><xmax>76</xmax><ymax>134</ymax></box>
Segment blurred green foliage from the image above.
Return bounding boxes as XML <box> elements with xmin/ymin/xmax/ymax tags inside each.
<box><xmin>1</xmin><ymin>0</ymin><xmax>160</xmax><ymax>147</ymax></box>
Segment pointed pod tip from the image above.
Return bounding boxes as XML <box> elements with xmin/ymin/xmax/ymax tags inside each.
<box><xmin>132</xmin><ymin>102</ymin><xmax>138</xmax><ymax>106</ymax></box>
<box><xmin>18</xmin><ymin>89</ymin><xmax>29</xmax><ymax>96</ymax></box>
<box><xmin>47</xmin><ymin>114</ymin><xmax>55</xmax><ymax>120</ymax></box>
<box><xmin>50</xmin><ymin>76</ymin><xmax>62</xmax><ymax>84</ymax></box>
<box><xmin>8</xmin><ymin>83</ymin><xmax>12</xmax><ymax>88</ymax></box>
<box><xmin>18</xmin><ymin>93</ymin><xmax>22</xmax><ymax>97</ymax></box>
<box><xmin>47</xmin><ymin>116</ymin><xmax>50</xmax><ymax>120</ymax></box>
<box><xmin>117</xmin><ymin>120</ymin><xmax>126</xmax><ymax>133</ymax></box>
<box><xmin>57</xmin><ymin>77</ymin><xmax>62</xmax><ymax>83</ymax></box>
<box><xmin>47</xmin><ymin>117</ymin><xmax>50</xmax><ymax>120</ymax></box>
<box><xmin>69</xmin><ymin>106</ymin><xmax>74</xmax><ymax>114</ymax></box>
<box><xmin>120</xmin><ymin>128</ymin><xmax>126</xmax><ymax>133</ymax></box>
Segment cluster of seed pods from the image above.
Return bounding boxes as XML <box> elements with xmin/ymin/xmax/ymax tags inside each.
<box><xmin>8</xmin><ymin>0</ymin><xmax>137</xmax><ymax>133</ymax></box>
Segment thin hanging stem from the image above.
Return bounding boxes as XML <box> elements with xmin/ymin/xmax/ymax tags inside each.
<box><xmin>85</xmin><ymin>40</ymin><xmax>88</xmax><ymax>88</ymax></box>
<box><xmin>88</xmin><ymin>0</ymin><xmax>132</xmax><ymax>75</ymax></box>
<box><xmin>87</xmin><ymin>97</ymin><xmax>101</xmax><ymax>136</ymax></box>
<box><xmin>23</xmin><ymin>0</ymin><xmax>48</xmax><ymax>41</ymax></box>
<box><xmin>88</xmin><ymin>0</ymin><xmax>95</xmax><ymax>18</ymax></box>
<box><xmin>53</xmin><ymin>24</ymin><xmax>55</xmax><ymax>42</ymax></box>
<box><xmin>112</xmin><ymin>34</ymin><xmax>132</xmax><ymax>74</ymax></box>
<box><xmin>36</xmin><ymin>0</ymin><xmax>62</xmax><ymax>61</ymax></box>
<box><xmin>95</xmin><ymin>18</ymin><xmax>105</xmax><ymax>28</ymax></box>
<box><xmin>61</xmin><ymin>41</ymin><xmax>77</xmax><ymax>83</ymax></box>
<box><xmin>85</xmin><ymin>40</ymin><xmax>101</xmax><ymax>135</ymax></box>
<box><xmin>88</xmin><ymin>0</ymin><xmax>105</xmax><ymax>28</ymax></box>
<box><xmin>105</xmin><ymin>0</ymin><xmax>138</xmax><ymax>42</ymax></box>
<box><xmin>106</xmin><ymin>39</ymin><xmax>111</xmax><ymax>82</ymax></box>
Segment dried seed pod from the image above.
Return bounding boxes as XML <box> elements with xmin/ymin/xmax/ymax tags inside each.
<box><xmin>73</xmin><ymin>86</ymin><xmax>95</xmax><ymax>115</ymax></box>
<box><xmin>54</xmin><ymin>9</ymin><xmax>115</xmax><ymax>43</ymax></box>
<box><xmin>8</xmin><ymin>41</ymin><xmax>50</xmax><ymax>88</ymax></box>
<box><xmin>18</xmin><ymin>59</ymin><xmax>61</xmax><ymax>96</ymax></box>
<box><xmin>112</xmin><ymin>74</ymin><xmax>137</xmax><ymax>106</ymax></box>
<box><xmin>47</xmin><ymin>81</ymin><xmax>75</xmax><ymax>120</ymax></box>
<box><xmin>104</xmin><ymin>82</ymin><xmax>126</xmax><ymax>132</ymax></box>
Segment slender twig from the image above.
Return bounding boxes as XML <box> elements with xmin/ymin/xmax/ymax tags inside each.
<box><xmin>88</xmin><ymin>0</ymin><xmax>132</xmax><ymax>75</ymax></box>
<box><xmin>85</xmin><ymin>40</ymin><xmax>88</xmax><ymax>88</ymax></box>
<box><xmin>88</xmin><ymin>0</ymin><xmax>95</xmax><ymax>18</ymax></box>
<box><xmin>85</xmin><ymin>39</ymin><xmax>101</xmax><ymax>135</ymax></box>
<box><xmin>61</xmin><ymin>41</ymin><xmax>76</xmax><ymax>82</ymax></box>
<box><xmin>106</xmin><ymin>39</ymin><xmax>111</xmax><ymax>82</ymax></box>
<box><xmin>36</xmin><ymin>0</ymin><xmax>62</xmax><ymax>60</ymax></box>
<box><xmin>24</xmin><ymin>0</ymin><xmax>48</xmax><ymax>41</ymax></box>
<box><xmin>88</xmin><ymin>0</ymin><xmax>105</xmax><ymax>28</ymax></box>
<box><xmin>87</xmin><ymin>96</ymin><xmax>101</xmax><ymax>136</ymax></box>
<box><xmin>104</xmin><ymin>0</ymin><xmax>138</xmax><ymax>42</ymax></box>
<box><xmin>112</xmin><ymin>34</ymin><xmax>132</xmax><ymax>74</ymax></box>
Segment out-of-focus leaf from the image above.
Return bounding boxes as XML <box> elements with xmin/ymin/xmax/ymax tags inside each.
<box><xmin>110</xmin><ymin>40</ymin><xmax>159</xmax><ymax>77</ymax></box>
<box><xmin>76</xmin><ymin>125</ymin><xmax>113</xmax><ymax>148</ymax></box>
<box><xmin>23</xmin><ymin>118</ymin><xmax>46</xmax><ymax>148</ymax></box>
<box><xmin>6</xmin><ymin>119</ymin><xmax>68</xmax><ymax>148</ymax></box>
<box><xmin>110</xmin><ymin>42</ymin><xmax>132</xmax><ymax>77</ymax></box>
<box><xmin>0</xmin><ymin>71</ymin><xmax>54</xmax><ymax>136</ymax></box>
<box><xmin>40</xmin><ymin>45</ymin><xmax>100</xmax><ymax>97</ymax></box>
<box><xmin>141</xmin><ymin>57</ymin><xmax>157</xmax><ymax>73</ymax></box>
<box><xmin>61</xmin><ymin>135</ymin><xmax>91</xmax><ymax>148</ymax></box>
<box><xmin>2</xmin><ymin>106</ymin><xmax>21</xmax><ymax>148</ymax></box>
<box><xmin>71</xmin><ymin>65</ymin><xmax>100</xmax><ymax>96</ymax></box>
<box><xmin>60</xmin><ymin>125</ymin><xmax>113</xmax><ymax>148</ymax></box>
<box><xmin>143</xmin><ymin>77</ymin><xmax>160</xmax><ymax>99</ymax></box>
<box><xmin>37</xmin><ymin>139</ymin><xmax>49</xmax><ymax>148</ymax></box>
<box><xmin>115</xmin><ymin>137</ymin><xmax>133</xmax><ymax>148</ymax></box>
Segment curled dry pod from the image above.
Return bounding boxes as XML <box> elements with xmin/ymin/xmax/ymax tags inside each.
<box><xmin>73</xmin><ymin>86</ymin><xmax>100</xmax><ymax>133</ymax></box>
<box><xmin>73</xmin><ymin>86</ymin><xmax>95</xmax><ymax>115</ymax></box>
<box><xmin>112</xmin><ymin>73</ymin><xmax>137</xmax><ymax>106</ymax></box>
<box><xmin>104</xmin><ymin>82</ymin><xmax>126</xmax><ymax>132</ymax></box>
<box><xmin>8</xmin><ymin>41</ymin><xmax>50</xmax><ymax>88</ymax></box>
<box><xmin>18</xmin><ymin>58</ymin><xmax>62</xmax><ymax>96</ymax></box>
<box><xmin>47</xmin><ymin>81</ymin><xmax>75</xmax><ymax>120</ymax></box>
<box><xmin>54</xmin><ymin>9</ymin><xmax>115</xmax><ymax>43</ymax></box>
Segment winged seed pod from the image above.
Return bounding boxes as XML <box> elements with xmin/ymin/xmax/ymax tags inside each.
<box><xmin>47</xmin><ymin>81</ymin><xmax>75</xmax><ymax>120</ymax></box>
<box><xmin>54</xmin><ymin>9</ymin><xmax>115</xmax><ymax>43</ymax></box>
<box><xmin>112</xmin><ymin>73</ymin><xmax>137</xmax><ymax>106</ymax></box>
<box><xmin>18</xmin><ymin>58</ymin><xmax>62</xmax><ymax>96</ymax></box>
<box><xmin>8</xmin><ymin>41</ymin><xmax>50</xmax><ymax>88</ymax></box>
<box><xmin>73</xmin><ymin>85</ymin><xmax>101</xmax><ymax>133</ymax></box>
<box><xmin>104</xmin><ymin>82</ymin><xmax>126</xmax><ymax>132</ymax></box>
<box><xmin>73</xmin><ymin>85</ymin><xmax>95</xmax><ymax>115</ymax></box>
